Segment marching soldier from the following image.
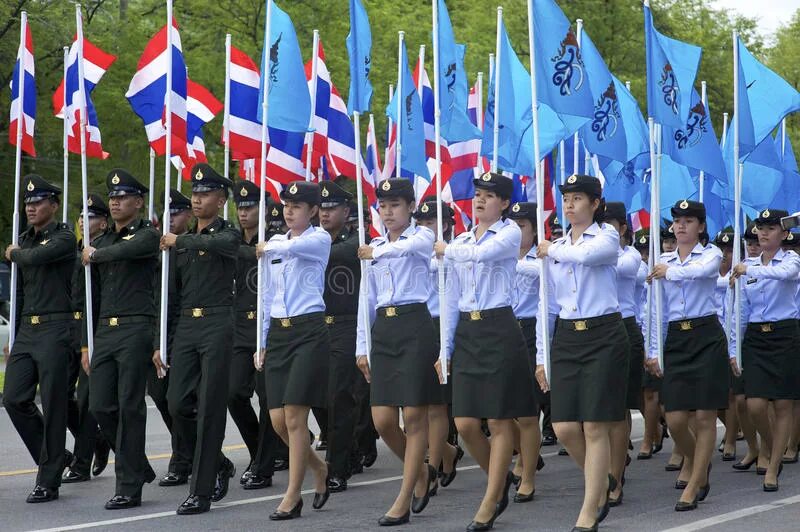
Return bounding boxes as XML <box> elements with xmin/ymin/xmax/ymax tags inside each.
<box><xmin>155</xmin><ymin>163</ymin><xmax>239</xmax><ymax>514</ymax></box>
<box><xmin>228</xmin><ymin>180</ymin><xmax>283</xmax><ymax>490</ymax></box>
<box><xmin>150</xmin><ymin>189</ymin><xmax>194</xmax><ymax>487</ymax></box>
<box><xmin>82</xmin><ymin>170</ymin><xmax>160</xmax><ymax>509</ymax></box>
<box><xmin>63</xmin><ymin>194</ymin><xmax>110</xmax><ymax>483</ymax></box>
<box><xmin>3</xmin><ymin>175</ymin><xmax>76</xmax><ymax>503</ymax></box>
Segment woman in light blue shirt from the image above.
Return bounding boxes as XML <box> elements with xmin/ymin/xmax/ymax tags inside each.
<box><xmin>535</xmin><ymin>174</ymin><xmax>629</xmax><ymax>532</ymax></box>
<box><xmin>435</xmin><ymin>172</ymin><xmax>538</xmax><ymax>531</ymax></box>
<box><xmin>255</xmin><ymin>181</ymin><xmax>332</xmax><ymax>520</ymax></box>
<box><xmin>355</xmin><ymin>178</ymin><xmax>441</xmax><ymax>526</ymax></box>
<box><xmin>729</xmin><ymin>208</ymin><xmax>800</xmax><ymax>492</ymax></box>
<box><xmin>647</xmin><ymin>199</ymin><xmax>727</xmax><ymax>512</ymax></box>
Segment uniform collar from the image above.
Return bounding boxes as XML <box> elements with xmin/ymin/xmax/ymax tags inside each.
<box><xmin>241</xmin><ymin>229</ymin><xmax>258</xmax><ymax>246</ymax></box>
<box><xmin>195</xmin><ymin>216</ymin><xmax>224</xmax><ymax>235</ymax></box>
<box><xmin>564</xmin><ymin>221</ymin><xmax>600</xmax><ymax>246</ymax></box>
<box><xmin>754</xmin><ymin>247</ymin><xmax>788</xmax><ymax>265</ymax></box>
<box><xmin>29</xmin><ymin>220</ymin><xmax>59</xmax><ymax>238</ymax></box>
<box><xmin>470</xmin><ymin>218</ymin><xmax>507</xmax><ymax>243</ymax></box>
<box><xmin>287</xmin><ymin>224</ymin><xmax>315</xmax><ymax>240</ymax></box>
<box><xmin>665</xmin><ymin>242</ymin><xmax>705</xmax><ymax>264</ymax></box>
<box><xmin>333</xmin><ymin>226</ymin><xmax>352</xmax><ymax>244</ymax></box>
<box><xmin>114</xmin><ymin>218</ymin><xmax>141</xmax><ymax>236</ymax></box>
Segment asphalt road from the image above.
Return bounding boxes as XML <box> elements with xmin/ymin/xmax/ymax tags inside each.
<box><xmin>1</xmin><ymin>402</ymin><xmax>799</xmax><ymax>532</ymax></box>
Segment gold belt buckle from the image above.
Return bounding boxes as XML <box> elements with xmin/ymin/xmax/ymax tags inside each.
<box><xmin>247</xmin><ymin>311</ymin><xmax>256</xmax><ymax>320</ymax></box>
<box><xmin>73</xmin><ymin>312</ymin><xmax>82</xmax><ymax>320</ymax></box>
<box><xmin>109</xmin><ymin>317</ymin><xmax>119</xmax><ymax>327</ymax></box>
<box><xmin>280</xmin><ymin>318</ymin><xmax>292</xmax><ymax>328</ymax></box>
<box><xmin>325</xmin><ymin>316</ymin><xmax>334</xmax><ymax>325</ymax></box>
<box><xmin>574</xmin><ymin>320</ymin><xmax>588</xmax><ymax>331</ymax></box>
<box><xmin>760</xmin><ymin>323</ymin><xmax>773</xmax><ymax>333</ymax></box>
<box><xmin>385</xmin><ymin>307</ymin><xmax>397</xmax><ymax>317</ymax></box>
<box><xmin>30</xmin><ymin>315</ymin><xmax>40</xmax><ymax>325</ymax></box>
<box><xmin>680</xmin><ymin>321</ymin><xmax>692</xmax><ymax>331</ymax></box>
<box><xmin>192</xmin><ymin>308</ymin><xmax>204</xmax><ymax>318</ymax></box>
<box><xmin>469</xmin><ymin>310</ymin><xmax>482</xmax><ymax>321</ymax></box>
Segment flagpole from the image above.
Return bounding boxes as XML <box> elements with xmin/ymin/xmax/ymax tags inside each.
<box><xmin>527</xmin><ymin>0</ymin><xmax>551</xmax><ymax>380</ymax></box>
<box><xmin>148</xmin><ymin>148</ymin><xmax>155</xmax><ymax>220</ymax></box>
<box><xmin>396</xmin><ymin>31</ymin><xmax>404</xmax><ymax>178</ymax></box>
<box><xmin>432</xmin><ymin>0</ymin><xmax>448</xmax><ymax>384</ymax></box>
<box><xmin>648</xmin><ymin>117</ymin><xmax>664</xmax><ymax>371</ymax></box>
<box><xmin>699</xmin><ymin>80</ymin><xmax>707</xmax><ymax>202</ymax></box>
<box><xmin>417</xmin><ymin>44</ymin><xmax>425</xmax><ymax>101</ymax></box>
<box><xmin>304</xmin><ymin>29</ymin><xmax>319</xmax><ymax>182</ymax></box>
<box><xmin>474</xmin><ymin>71</ymin><xmax>483</xmax><ymax>224</ymax></box>
<box><xmin>256</xmin><ymin>0</ymin><xmax>274</xmax><ymax>367</ymax></box>
<box><xmin>8</xmin><ymin>11</ymin><xmax>28</xmax><ymax>349</ymax></box>
<box><xmin>76</xmin><ymin>4</ymin><xmax>95</xmax><ymax>361</ymax></box>
<box><xmin>223</xmin><ymin>33</ymin><xmax>232</xmax><ymax>220</ymax></box>
<box><xmin>721</xmin><ymin>112</ymin><xmax>729</xmax><ymax>148</ymax></box>
<box><xmin>491</xmin><ymin>8</ymin><xmax>502</xmax><ymax>173</ymax></box>
<box><xmin>353</xmin><ymin>111</ymin><xmax>372</xmax><ymax>363</ymax></box>
<box><xmin>158</xmin><ymin>0</ymin><xmax>174</xmax><ymax>373</ymax></box>
<box><xmin>62</xmin><ymin>46</ymin><xmax>70</xmax><ymax>224</ymax></box>
<box><xmin>732</xmin><ymin>30</ymin><xmax>742</xmax><ymax>371</ymax></box>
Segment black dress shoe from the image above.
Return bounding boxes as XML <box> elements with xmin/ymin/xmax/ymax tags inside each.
<box><xmin>782</xmin><ymin>451</ymin><xmax>799</xmax><ymax>464</ymax></box>
<box><xmin>558</xmin><ymin>447</ymin><xmax>569</xmax><ymax>456</ymax></box>
<box><xmin>240</xmin><ymin>464</ymin><xmax>253</xmax><ymax>485</ymax></box>
<box><xmin>757</xmin><ymin>466</ymin><xmax>768</xmax><ymax>475</ymax></box>
<box><xmin>697</xmin><ymin>463</ymin><xmax>712</xmax><ymax>501</ymax></box>
<box><xmin>466</xmin><ymin>516</ymin><xmax>496</xmax><ymax>531</ymax></box>
<box><xmin>313</xmin><ymin>472</ymin><xmax>331</xmax><ymax>510</ymax></box>
<box><xmin>269</xmin><ymin>499</ymin><xmax>303</xmax><ymax>520</ymax></box>
<box><xmin>675</xmin><ymin>497</ymin><xmax>698</xmax><ymax>512</ymax></box>
<box><xmin>62</xmin><ymin>468</ymin><xmax>90</xmax><ymax>483</ymax></box>
<box><xmin>637</xmin><ymin>450</ymin><xmax>653</xmax><ymax>460</ymax></box>
<box><xmin>350</xmin><ymin>460</ymin><xmax>364</xmax><ymax>475</ymax></box>
<box><xmin>513</xmin><ymin>489</ymin><xmax>535</xmax><ymax>503</ymax></box>
<box><xmin>495</xmin><ymin>471</ymin><xmax>515</xmax><ymax>517</ymax></box>
<box><xmin>243</xmin><ymin>474</ymin><xmax>272</xmax><ymax>490</ymax></box>
<box><xmin>363</xmin><ymin>449</ymin><xmax>378</xmax><ymax>468</ymax></box>
<box><xmin>328</xmin><ymin>475</ymin><xmax>348</xmax><ymax>493</ymax></box>
<box><xmin>665</xmin><ymin>458</ymin><xmax>684</xmax><ymax>472</ymax></box>
<box><xmin>675</xmin><ymin>479</ymin><xmax>688</xmax><ymax>490</ymax></box>
<box><xmin>211</xmin><ymin>457</ymin><xmax>236</xmax><ymax>502</ymax></box>
<box><xmin>315</xmin><ymin>439</ymin><xmax>328</xmax><ymax>451</ymax></box>
<box><xmin>609</xmin><ymin>488</ymin><xmax>623</xmax><ymax>507</ymax></box>
<box><xmin>105</xmin><ymin>494</ymin><xmax>142</xmax><ymax>510</ymax></box>
<box><xmin>763</xmin><ymin>481</ymin><xmax>779</xmax><ymax>492</ymax></box>
<box><xmin>159</xmin><ymin>471</ymin><xmax>189</xmax><ymax>487</ymax></box>
<box><xmin>571</xmin><ymin>523</ymin><xmax>599</xmax><ymax>532</ymax></box>
<box><xmin>597</xmin><ymin>474</ymin><xmax>617</xmax><ymax>523</ymax></box>
<box><xmin>26</xmin><ymin>485</ymin><xmax>58</xmax><ymax>503</ymax></box>
<box><xmin>537</xmin><ymin>455</ymin><xmax>545</xmax><ymax>471</ymax></box>
<box><xmin>510</xmin><ymin>473</ymin><xmax>521</xmax><ymax>487</ymax></box>
<box><xmin>541</xmin><ymin>434</ymin><xmax>557</xmax><ymax>446</ymax></box>
<box><xmin>722</xmin><ymin>452</ymin><xmax>736</xmax><ymax>461</ymax></box>
<box><xmin>92</xmin><ymin>438</ymin><xmax>110</xmax><ymax>477</ymax></box>
<box><xmin>378</xmin><ymin>510</ymin><xmax>410</xmax><ymax>526</ymax></box>
<box><xmin>440</xmin><ymin>445</ymin><xmax>464</xmax><ymax>487</ymax></box>
<box><xmin>733</xmin><ymin>457</ymin><xmax>757</xmax><ymax>471</ymax></box>
<box><xmin>176</xmin><ymin>494</ymin><xmax>210</xmax><ymax>515</ymax></box>
<box><xmin>411</xmin><ymin>465</ymin><xmax>436</xmax><ymax>514</ymax></box>
<box><xmin>273</xmin><ymin>458</ymin><xmax>289</xmax><ymax>471</ymax></box>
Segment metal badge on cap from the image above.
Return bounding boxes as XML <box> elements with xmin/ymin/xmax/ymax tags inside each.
<box><xmin>272</xmin><ymin>207</ymin><xmax>279</xmax><ymax>216</ymax></box>
<box><xmin>87</xmin><ymin>197</ymin><xmax>93</xmax><ymax>206</ymax></box>
<box><xmin>762</xmin><ymin>209</ymin><xmax>770</xmax><ymax>218</ymax></box>
<box><xmin>27</xmin><ymin>180</ymin><xmax>34</xmax><ymax>191</ymax></box>
<box><xmin>481</xmin><ymin>172</ymin><xmax>491</xmax><ymax>181</ymax></box>
<box><xmin>381</xmin><ymin>180</ymin><xmax>391</xmax><ymax>191</ymax></box>
<box><xmin>321</xmin><ymin>186</ymin><xmax>330</xmax><ymax>197</ymax></box>
<box><xmin>195</xmin><ymin>169</ymin><xmax>204</xmax><ymax>180</ymax></box>
<box><xmin>639</xmin><ymin>236</ymin><xmax>646</xmax><ymax>244</ymax></box>
<box><xmin>722</xmin><ymin>234</ymin><xmax>729</xmax><ymax>243</ymax></box>
<box><xmin>239</xmin><ymin>187</ymin><xmax>248</xmax><ymax>197</ymax></box>
<box><xmin>679</xmin><ymin>200</ymin><xmax>689</xmax><ymax>209</ymax></box>
<box><xmin>289</xmin><ymin>183</ymin><xmax>298</xmax><ymax>194</ymax></box>
<box><xmin>512</xmin><ymin>203</ymin><xmax>521</xmax><ymax>213</ymax></box>
<box><xmin>567</xmin><ymin>175</ymin><xmax>577</xmax><ymax>184</ymax></box>
<box><xmin>111</xmin><ymin>174</ymin><xmax>120</xmax><ymax>185</ymax></box>
<box><xmin>420</xmin><ymin>204</ymin><xmax>429</xmax><ymax>213</ymax></box>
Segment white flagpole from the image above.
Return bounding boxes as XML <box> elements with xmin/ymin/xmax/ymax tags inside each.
<box><xmin>491</xmin><ymin>8</ymin><xmax>502</xmax><ymax>173</ymax></box>
<box><xmin>699</xmin><ymin>80</ymin><xmax>707</xmax><ymax>202</ymax></box>
<box><xmin>417</xmin><ymin>44</ymin><xmax>425</xmax><ymax>101</ymax></box>
<box><xmin>176</xmin><ymin>163</ymin><xmax>181</xmax><ymax>190</ymax></box>
<box><xmin>527</xmin><ymin>0</ymin><xmax>551</xmax><ymax>380</ymax></box>
<box><xmin>76</xmin><ymin>4</ymin><xmax>95</xmax><ymax>361</ymax></box>
<box><xmin>648</xmin><ymin>117</ymin><xmax>664</xmax><ymax>371</ymax></box>
<box><xmin>432</xmin><ymin>0</ymin><xmax>448</xmax><ymax>384</ymax></box>
<box><xmin>474</xmin><ymin>71</ymin><xmax>483</xmax><ymax>224</ymax></box>
<box><xmin>148</xmin><ymin>148</ymin><xmax>155</xmax><ymax>220</ymax></box>
<box><xmin>396</xmin><ymin>31</ymin><xmax>404</xmax><ymax>178</ymax></box>
<box><xmin>572</xmin><ymin>21</ymin><xmax>584</xmax><ymax>177</ymax></box>
<box><xmin>354</xmin><ymin>113</ymin><xmax>371</xmax><ymax>364</ymax></box>
<box><xmin>304</xmin><ymin>30</ymin><xmax>319</xmax><ymax>183</ymax></box>
<box><xmin>385</xmin><ymin>84</ymin><xmax>393</xmax><ymax>178</ymax></box>
<box><xmin>158</xmin><ymin>1</ymin><xmax>174</xmax><ymax>372</ymax></box>
<box><xmin>62</xmin><ymin>46</ymin><xmax>69</xmax><ymax>224</ymax></box>
<box><xmin>223</xmin><ymin>33</ymin><xmax>232</xmax><ymax>220</ymax></box>
<box><xmin>256</xmin><ymin>0</ymin><xmax>274</xmax><ymax>366</ymax></box>
<box><xmin>732</xmin><ymin>31</ymin><xmax>743</xmax><ymax>371</ymax></box>
<box><xmin>721</xmin><ymin>112</ymin><xmax>729</xmax><ymax>148</ymax></box>
<box><xmin>9</xmin><ymin>11</ymin><xmax>28</xmax><ymax>350</ymax></box>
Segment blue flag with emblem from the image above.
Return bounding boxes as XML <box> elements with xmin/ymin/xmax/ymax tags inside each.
<box><xmin>386</xmin><ymin>41</ymin><xmax>430</xmax><ymax>180</ymax></box>
<box><xmin>662</xmin><ymin>89</ymin><xmax>726</xmax><ymax>181</ymax></box>
<box><xmin>346</xmin><ymin>0</ymin><xmax>373</xmax><ymax>115</ymax></box>
<box><xmin>436</xmin><ymin>0</ymin><xmax>481</xmax><ymax>143</ymax></box>
<box><xmin>257</xmin><ymin>1</ymin><xmax>311</xmax><ymax>132</ymax></box>
<box><xmin>644</xmin><ymin>2</ymin><xmax>701</xmax><ymax>128</ymax></box>
<box><xmin>774</xmin><ymin>132</ymin><xmax>800</xmax><ymax>213</ymax></box>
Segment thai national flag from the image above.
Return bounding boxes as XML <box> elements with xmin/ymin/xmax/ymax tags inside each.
<box><xmin>468</xmin><ymin>80</ymin><xmax>481</xmax><ymax>129</ymax></box>
<box><xmin>365</xmin><ymin>114</ymin><xmax>383</xmax><ymax>237</ymax></box>
<box><xmin>225</xmin><ymin>45</ymin><xmax>262</xmax><ymax>159</ymax></box>
<box><xmin>53</xmin><ymin>38</ymin><xmax>116</xmax><ymax>159</ymax></box>
<box><xmin>125</xmin><ymin>20</ymin><xmax>187</xmax><ymax>158</ymax></box>
<box><xmin>173</xmin><ymin>80</ymin><xmax>222</xmax><ymax>179</ymax></box>
<box><xmin>9</xmin><ymin>19</ymin><xmax>35</xmax><ymax>156</ymax></box>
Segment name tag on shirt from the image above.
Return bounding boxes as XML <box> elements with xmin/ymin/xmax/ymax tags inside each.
<box><xmin>271</xmin><ymin>258</ymin><xmax>282</xmax><ymax>265</ymax></box>
<box><xmin>746</xmin><ymin>278</ymin><xmax>757</xmax><ymax>285</ymax></box>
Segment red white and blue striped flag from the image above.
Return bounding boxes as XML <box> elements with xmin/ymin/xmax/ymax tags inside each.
<box><xmin>173</xmin><ymin>79</ymin><xmax>222</xmax><ymax>179</ymax></box>
<box><xmin>9</xmin><ymin>19</ymin><xmax>35</xmax><ymax>156</ymax></box>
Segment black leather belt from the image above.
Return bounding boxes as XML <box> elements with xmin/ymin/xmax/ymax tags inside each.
<box><xmin>23</xmin><ymin>312</ymin><xmax>75</xmax><ymax>325</ymax></box>
<box><xmin>181</xmin><ymin>306</ymin><xmax>231</xmax><ymax>318</ymax></box>
<box><xmin>99</xmin><ymin>316</ymin><xmax>154</xmax><ymax>327</ymax></box>
<box><xmin>325</xmin><ymin>314</ymin><xmax>357</xmax><ymax>325</ymax></box>
<box><xmin>747</xmin><ymin>319</ymin><xmax>797</xmax><ymax>333</ymax></box>
<box><xmin>271</xmin><ymin>312</ymin><xmax>324</xmax><ymax>328</ymax></box>
<box><xmin>460</xmin><ymin>306</ymin><xmax>512</xmax><ymax>321</ymax></box>
<box><xmin>377</xmin><ymin>303</ymin><xmax>426</xmax><ymax>318</ymax></box>
<box><xmin>558</xmin><ymin>312</ymin><xmax>621</xmax><ymax>332</ymax></box>
<box><xmin>668</xmin><ymin>314</ymin><xmax>717</xmax><ymax>332</ymax></box>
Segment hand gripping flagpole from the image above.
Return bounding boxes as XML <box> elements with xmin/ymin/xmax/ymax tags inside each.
<box><xmin>732</xmin><ymin>31</ymin><xmax>743</xmax><ymax>371</ymax></box>
<box><xmin>256</xmin><ymin>0</ymin><xmax>274</xmax><ymax>368</ymax></box>
<box><xmin>304</xmin><ymin>30</ymin><xmax>319</xmax><ymax>183</ymax></box>
<box><xmin>432</xmin><ymin>0</ymin><xmax>448</xmax><ymax>384</ymax></box>
<box><xmin>8</xmin><ymin>11</ymin><xmax>28</xmax><ymax>350</ymax></box>
<box><xmin>76</xmin><ymin>5</ymin><xmax>95</xmax><ymax>362</ymax></box>
<box><xmin>527</xmin><ymin>0</ymin><xmax>552</xmax><ymax>380</ymax></box>
<box><xmin>158</xmin><ymin>0</ymin><xmax>174</xmax><ymax>374</ymax></box>
<box><xmin>62</xmin><ymin>46</ymin><xmax>70</xmax><ymax>224</ymax></box>
<box><xmin>491</xmin><ymin>9</ymin><xmax>502</xmax><ymax>173</ymax></box>
<box><xmin>354</xmin><ymin>119</ymin><xmax>371</xmax><ymax>365</ymax></box>
<box><xmin>148</xmin><ymin>148</ymin><xmax>155</xmax><ymax>220</ymax></box>
<box><xmin>223</xmin><ymin>33</ymin><xmax>232</xmax><ymax>220</ymax></box>
<box><xmin>396</xmin><ymin>31</ymin><xmax>404</xmax><ymax>178</ymax></box>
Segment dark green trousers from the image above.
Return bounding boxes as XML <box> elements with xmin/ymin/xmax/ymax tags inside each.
<box><xmin>67</xmin><ymin>327</ymin><xmax>102</xmax><ymax>476</ymax></box>
<box><xmin>324</xmin><ymin>320</ymin><xmax>359</xmax><ymax>477</ymax></box>
<box><xmin>147</xmin><ymin>366</ymin><xmax>193</xmax><ymax>475</ymax></box>
<box><xmin>167</xmin><ymin>313</ymin><xmax>232</xmax><ymax>497</ymax></box>
<box><xmin>3</xmin><ymin>320</ymin><xmax>73</xmax><ymax>489</ymax></box>
<box><xmin>89</xmin><ymin>321</ymin><xmax>154</xmax><ymax>496</ymax></box>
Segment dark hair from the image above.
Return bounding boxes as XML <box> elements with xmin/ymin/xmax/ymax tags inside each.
<box><xmin>592</xmin><ymin>196</ymin><xmax>605</xmax><ymax>225</ymax></box>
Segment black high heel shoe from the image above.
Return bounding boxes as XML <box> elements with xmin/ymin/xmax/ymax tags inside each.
<box><xmin>379</xmin><ymin>510</ymin><xmax>410</xmax><ymax>526</ymax></box>
<box><xmin>411</xmin><ymin>465</ymin><xmax>437</xmax><ymax>514</ymax></box>
<box><xmin>763</xmin><ymin>463</ymin><xmax>783</xmax><ymax>492</ymax></box>
<box><xmin>440</xmin><ymin>445</ymin><xmax>464</xmax><ymax>487</ymax></box>
<box><xmin>467</xmin><ymin>506</ymin><xmax>499</xmax><ymax>531</ymax></box>
<box><xmin>312</xmin><ymin>472</ymin><xmax>331</xmax><ymax>510</ymax></box>
<box><xmin>269</xmin><ymin>499</ymin><xmax>303</xmax><ymax>520</ymax></box>
<box><xmin>732</xmin><ymin>456</ymin><xmax>757</xmax><ymax>471</ymax></box>
<box><xmin>495</xmin><ymin>471</ymin><xmax>515</xmax><ymax>517</ymax></box>
<box><xmin>665</xmin><ymin>457</ymin><xmax>684</xmax><ymax>472</ymax></box>
<box><xmin>597</xmin><ymin>474</ymin><xmax>617</xmax><ymax>523</ymax></box>
<box><xmin>674</xmin><ymin>496</ymin><xmax>698</xmax><ymax>512</ymax></box>
<box><xmin>697</xmin><ymin>463</ymin><xmax>712</xmax><ymax>502</ymax></box>
<box><xmin>572</xmin><ymin>523</ymin><xmax>599</xmax><ymax>532</ymax></box>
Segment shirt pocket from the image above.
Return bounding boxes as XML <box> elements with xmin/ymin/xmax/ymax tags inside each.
<box><xmin>372</xmin><ymin>260</ymin><xmax>394</xmax><ymax>303</ymax></box>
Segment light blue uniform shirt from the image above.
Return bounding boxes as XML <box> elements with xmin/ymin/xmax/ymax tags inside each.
<box><xmin>617</xmin><ymin>245</ymin><xmax>642</xmax><ymax>320</ymax></box>
<box><xmin>715</xmin><ymin>272</ymin><xmax>729</xmax><ymax>324</ymax></box>
<box><xmin>647</xmin><ymin>243</ymin><xmax>722</xmax><ymax>359</ymax></box>
<box><xmin>513</xmin><ymin>247</ymin><xmax>541</xmax><ymax>319</ymax></box>
<box><xmin>534</xmin><ymin>270</ymin><xmax>559</xmax><ymax>365</ymax></box>
<box><xmin>635</xmin><ymin>260</ymin><xmax>648</xmax><ymax>326</ymax></box>
<box><xmin>356</xmin><ymin>225</ymin><xmax>435</xmax><ymax>356</ymax></box>
<box><xmin>261</xmin><ymin>225</ymin><xmax>331</xmax><ymax>342</ymax></box>
<box><xmin>442</xmin><ymin>218</ymin><xmax>521</xmax><ymax>358</ymax></box>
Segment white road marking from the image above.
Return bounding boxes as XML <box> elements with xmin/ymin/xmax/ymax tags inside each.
<box><xmin>660</xmin><ymin>495</ymin><xmax>800</xmax><ymax>531</ymax></box>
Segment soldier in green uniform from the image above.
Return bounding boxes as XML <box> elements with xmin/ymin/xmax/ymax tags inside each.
<box><xmin>154</xmin><ymin>163</ymin><xmax>239</xmax><ymax>515</ymax></box>
<box><xmin>63</xmin><ymin>194</ymin><xmax>110</xmax><ymax>483</ymax></box>
<box><xmin>81</xmin><ymin>170</ymin><xmax>160</xmax><ymax>509</ymax></box>
<box><xmin>150</xmin><ymin>189</ymin><xmax>194</xmax><ymax>487</ymax></box>
<box><xmin>228</xmin><ymin>180</ymin><xmax>284</xmax><ymax>490</ymax></box>
<box><xmin>3</xmin><ymin>175</ymin><xmax>76</xmax><ymax>503</ymax></box>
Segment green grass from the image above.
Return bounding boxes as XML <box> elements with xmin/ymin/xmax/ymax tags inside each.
<box><xmin>0</xmin><ymin>371</ymin><xmax>4</xmax><ymax>392</ymax></box>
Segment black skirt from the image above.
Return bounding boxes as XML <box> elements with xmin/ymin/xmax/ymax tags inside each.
<box><xmin>432</xmin><ymin>317</ymin><xmax>452</xmax><ymax>405</ymax></box>
<box><xmin>370</xmin><ymin>303</ymin><xmax>442</xmax><ymax>407</ymax></box>
<box><xmin>551</xmin><ymin>313</ymin><xmax>629</xmax><ymax>422</ymax></box>
<box><xmin>452</xmin><ymin>307</ymin><xmax>537</xmax><ymax>419</ymax></box>
<box><xmin>661</xmin><ymin>315</ymin><xmax>729</xmax><ymax>412</ymax></box>
<box><xmin>519</xmin><ymin>317</ymin><xmax>549</xmax><ymax>408</ymax></box>
<box><xmin>265</xmin><ymin>313</ymin><xmax>330</xmax><ymax>409</ymax></box>
<box><xmin>742</xmin><ymin>320</ymin><xmax>800</xmax><ymax>400</ymax></box>
<box><xmin>623</xmin><ymin>317</ymin><xmax>644</xmax><ymax>410</ymax></box>
<box><xmin>730</xmin><ymin>367</ymin><xmax>745</xmax><ymax>395</ymax></box>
